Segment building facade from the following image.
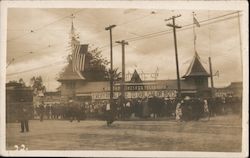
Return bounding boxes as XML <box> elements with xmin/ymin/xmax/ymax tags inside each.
<box><xmin>6</xmin><ymin>82</ymin><xmax>33</xmax><ymax>122</ymax></box>
<box><xmin>58</xmin><ymin>53</ymin><xmax>213</xmax><ymax>103</ymax></box>
<box><xmin>214</xmin><ymin>82</ymin><xmax>243</xmax><ymax>98</ymax></box>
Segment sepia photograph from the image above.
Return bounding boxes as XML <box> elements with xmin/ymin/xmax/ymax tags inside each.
<box><xmin>0</xmin><ymin>0</ymin><xmax>248</xmax><ymax>157</ymax></box>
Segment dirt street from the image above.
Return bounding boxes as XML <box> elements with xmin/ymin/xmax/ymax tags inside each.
<box><xmin>6</xmin><ymin>114</ymin><xmax>242</xmax><ymax>151</ymax></box>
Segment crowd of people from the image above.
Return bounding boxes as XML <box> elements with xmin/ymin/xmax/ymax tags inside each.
<box><xmin>32</xmin><ymin>95</ymin><xmax>242</xmax><ymax>122</ymax></box>
<box><xmin>16</xmin><ymin>95</ymin><xmax>242</xmax><ymax>131</ymax></box>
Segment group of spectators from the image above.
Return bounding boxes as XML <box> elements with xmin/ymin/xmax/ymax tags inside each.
<box><xmin>32</xmin><ymin>95</ymin><xmax>242</xmax><ymax>122</ymax></box>
<box><xmin>34</xmin><ymin>101</ymin><xmax>86</xmax><ymax>121</ymax></box>
<box><xmin>16</xmin><ymin>95</ymin><xmax>242</xmax><ymax>131</ymax></box>
<box><xmin>176</xmin><ymin>96</ymin><xmax>242</xmax><ymax>121</ymax></box>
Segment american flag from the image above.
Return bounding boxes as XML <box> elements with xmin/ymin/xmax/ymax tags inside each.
<box><xmin>72</xmin><ymin>44</ymin><xmax>88</xmax><ymax>72</ymax></box>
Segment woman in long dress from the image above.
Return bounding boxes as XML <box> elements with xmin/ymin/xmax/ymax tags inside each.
<box><xmin>203</xmin><ymin>99</ymin><xmax>210</xmax><ymax>121</ymax></box>
<box><xmin>175</xmin><ymin>101</ymin><xmax>182</xmax><ymax>121</ymax></box>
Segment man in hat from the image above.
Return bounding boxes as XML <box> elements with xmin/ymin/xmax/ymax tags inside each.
<box><xmin>68</xmin><ymin>99</ymin><xmax>74</xmax><ymax>122</ymax></box>
<box><xmin>182</xmin><ymin>96</ymin><xmax>191</xmax><ymax>121</ymax></box>
<box><xmin>105</xmin><ymin>101</ymin><xmax>112</xmax><ymax>126</ymax></box>
<box><xmin>39</xmin><ymin>101</ymin><xmax>45</xmax><ymax>122</ymax></box>
<box><xmin>18</xmin><ymin>98</ymin><xmax>29</xmax><ymax>133</ymax></box>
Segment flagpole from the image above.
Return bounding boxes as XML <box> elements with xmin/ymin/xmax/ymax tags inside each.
<box><xmin>70</xmin><ymin>14</ymin><xmax>77</xmax><ymax>100</ymax></box>
<box><xmin>192</xmin><ymin>12</ymin><xmax>196</xmax><ymax>54</ymax></box>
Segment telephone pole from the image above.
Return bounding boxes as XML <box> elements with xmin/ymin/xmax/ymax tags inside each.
<box><xmin>208</xmin><ymin>57</ymin><xmax>214</xmax><ymax>97</ymax></box>
<box><xmin>116</xmin><ymin>40</ymin><xmax>128</xmax><ymax>100</ymax></box>
<box><xmin>165</xmin><ymin>15</ymin><xmax>182</xmax><ymax>98</ymax></box>
<box><xmin>105</xmin><ymin>25</ymin><xmax>116</xmax><ymax>103</ymax></box>
<box><xmin>237</xmin><ymin>11</ymin><xmax>243</xmax><ymax>77</ymax></box>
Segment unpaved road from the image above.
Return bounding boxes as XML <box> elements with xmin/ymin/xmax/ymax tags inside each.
<box><xmin>6</xmin><ymin>114</ymin><xmax>242</xmax><ymax>151</ymax></box>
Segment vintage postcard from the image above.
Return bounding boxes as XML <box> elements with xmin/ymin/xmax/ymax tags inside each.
<box><xmin>0</xmin><ymin>0</ymin><xmax>249</xmax><ymax>157</ymax></box>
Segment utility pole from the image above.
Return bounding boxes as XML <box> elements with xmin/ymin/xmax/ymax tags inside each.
<box><xmin>165</xmin><ymin>15</ymin><xmax>182</xmax><ymax>98</ymax></box>
<box><xmin>105</xmin><ymin>25</ymin><xmax>116</xmax><ymax>104</ymax></box>
<box><xmin>116</xmin><ymin>40</ymin><xmax>128</xmax><ymax>100</ymax></box>
<box><xmin>208</xmin><ymin>11</ymin><xmax>215</xmax><ymax>98</ymax></box>
<box><xmin>237</xmin><ymin>11</ymin><xmax>243</xmax><ymax>77</ymax></box>
<box><xmin>208</xmin><ymin>57</ymin><xmax>214</xmax><ymax>97</ymax></box>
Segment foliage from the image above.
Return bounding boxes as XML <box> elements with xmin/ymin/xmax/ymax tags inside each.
<box><xmin>60</xmin><ymin>23</ymin><xmax>121</xmax><ymax>82</ymax></box>
<box><xmin>7</xmin><ymin>78</ymin><xmax>26</xmax><ymax>87</ymax></box>
<box><xmin>18</xmin><ymin>78</ymin><xmax>26</xmax><ymax>87</ymax></box>
<box><xmin>82</xmin><ymin>48</ymin><xmax>109</xmax><ymax>81</ymax></box>
<box><xmin>62</xmin><ymin>46</ymin><xmax>121</xmax><ymax>81</ymax></box>
<box><xmin>8</xmin><ymin>80</ymin><xmax>18</xmax><ymax>83</ymax></box>
<box><xmin>30</xmin><ymin>76</ymin><xmax>46</xmax><ymax>96</ymax></box>
<box><xmin>105</xmin><ymin>68</ymin><xmax>122</xmax><ymax>81</ymax></box>
<box><xmin>83</xmin><ymin>48</ymin><xmax>122</xmax><ymax>81</ymax></box>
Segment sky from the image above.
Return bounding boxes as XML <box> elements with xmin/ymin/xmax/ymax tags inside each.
<box><xmin>6</xmin><ymin>8</ymin><xmax>243</xmax><ymax>91</ymax></box>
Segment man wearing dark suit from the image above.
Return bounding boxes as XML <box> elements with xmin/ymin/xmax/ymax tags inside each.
<box><xmin>19</xmin><ymin>99</ymin><xmax>29</xmax><ymax>133</ymax></box>
<box><xmin>39</xmin><ymin>101</ymin><xmax>45</xmax><ymax>122</ymax></box>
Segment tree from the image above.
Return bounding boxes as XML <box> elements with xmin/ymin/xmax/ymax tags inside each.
<box><xmin>7</xmin><ymin>78</ymin><xmax>26</xmax><ymax>87</ymax></box>
<box><xmin>105</xmin><ymin>68</ymin><xmax>122</xmax><ymax>81</ymax></box>
<box><xmin>18</xmin><ymin>78</ymin><xmax>26</xmax><ymax>87</ymax></box>
<box><xmin>8</xmin><ymin>80</ymin><xmax>17</xmax><ymax>83</ymax></box>
<box><xmin>65</xmin><ymin>46</ymin><xmax>121</xmax><ymax>81</ymax></box>
<box><xmin>65</xmin><ymin>23</ymin><xmax>121</xmax><ymax>81</ymax></box>
<box><xmin>81</xmin><ymin>47</ymin><xmax>110</xmax><ymax>81</ymax></box>
<box><xmin>30</xmin><ymin>76</ymin><xmax>46</xmax><ymax>96</ymax></box>
<box><xmin>60</xmin><ymin>45</ymin><xmax>121</xmax><ymax>82</ymax></box>
<box><xmin>83</xmin><ymin>47</ymin><xmax>122</xmax><ymax>81</ymax></box>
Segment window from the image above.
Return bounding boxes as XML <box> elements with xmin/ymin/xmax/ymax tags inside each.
<box><xmin>67</xmin><ymin>81</ymin><xmax>75</xmax><ymax>89</ymax></box>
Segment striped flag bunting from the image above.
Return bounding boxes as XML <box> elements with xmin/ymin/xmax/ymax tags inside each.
<box><xmin>72</xmin><ymin>43</ymin><xmax>88</xmax><ymax>73</ymax></box>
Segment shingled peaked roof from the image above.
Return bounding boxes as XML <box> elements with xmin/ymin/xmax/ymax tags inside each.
<box><xmin>130</xmin><ymin>69</ymin><xmax>142</xmax><ymax>83</ymax></box>
<box><xmin>57</xmin><ymin>61</ymin><xmax>85</xmax><ymax>82</ymax></box>
<box><xmin>182</xmin><ymin>52</ymin><xmax>210</xmax><ymax>78</ymax></box>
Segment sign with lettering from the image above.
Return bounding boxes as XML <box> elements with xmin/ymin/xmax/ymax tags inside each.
<box><xmin>113</xmin><ymin>84</ymin><xmax>167</xmax><ymax>92</ymax></box>
<box><xmin>91</xmin><ymin>90</ymin><xmax>177</xmax><ymax>100</ymax></box>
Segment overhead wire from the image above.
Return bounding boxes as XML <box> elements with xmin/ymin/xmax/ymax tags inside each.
<box><xmin>7</xmin><ymin>10</ymin><xmax>239</xmax><ymax>53</ymax></box>
<box><xmin>121</xmin><ymin>11</ymin><xmax>240</xmax><ymax>67</ymax></box>
<box><xmin>9</xmin><ymin>44</ymin><xmax>54</xmax><ymax>61</ymax></box>
<box><xmin>7</xmin><ymin>10</ymin><xmax>85</xmax><ymax>64</ymax></box>
<box><xmin>7</xmin><ymin>60</ymin><xmax>67</xmax><ymax>76</ymax></box>
<box><xmin>86</xmin><ymin>11</ymin><xmax>158</xmax><ymax>49</ymax></box>
<box><xmin>126</xmin><ymin>11</ymin><xmax>240</xmax><ymax>42</ymax></box>
<box><xmin>97</xmin><ymin>11</ymin><xmax>240</xmax><ymax>52</ymax></box>
<box><xmin>8</xmin><ymin>10</ymin><xmax>156</xmax><ymax>64</ymax></box>
<box><xmin>7</xmin><ymin>10</ymin><xmax>84</xmax><ymax>42</ymax></box>
<box><xmin>7</xmin><ymin>11</ymin><xmax>240</xmax><ymax>76</ymax></box>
